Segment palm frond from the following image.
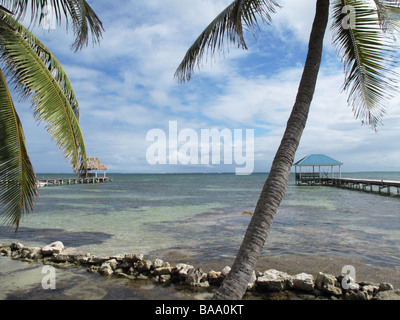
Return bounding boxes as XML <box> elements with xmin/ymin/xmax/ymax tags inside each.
<box><xmin>0</xmin><ymin>4</ymin><xmax>12</xmax><ymax>14</ymax></box>
<box><xmin>67</xmin><ymin>0</ymin><xmax>104</xmax><ymax>52</ymax></box>
<box><xmin>372</xmin><ymin>0</ymin><xmax>400</xmax><ymax>34</ymax></box>
<box><xmin>331</xmin><ymin>0</ymin><xmax>399</xmax><ymax>129</ymax></box>
<box><xmin>175</xmin><ymin>0</ymin><xmax>280</xmax><ymax>82</ymax></box>
<box><xmin>2</xmin><ymin>12</ymin><xmax>80</xmax><ymax>119</ymax></box>
<box><xmin>0</xmin><ymin>16</ymin><xmax>87</xmax><ymax>173</ymax></box>
<box><xmin>0</xmin><ymin>67</ymin><xmax>38</xmax><ymax>230</ymax></box>
<box><xmin>0</xmin><ymin>0</ymin><xmax>65</xmax><ymax>22</ymax></box>
<box><xmin>0</xmin><ymin>0</ymin><xmax>104</xmax><ymax>51</ymax></box>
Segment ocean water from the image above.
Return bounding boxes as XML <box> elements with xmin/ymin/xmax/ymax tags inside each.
<box><xmin>1</xmin><ymin>172</ymin><xmax>399</xmax><ymax>299</ymax></box>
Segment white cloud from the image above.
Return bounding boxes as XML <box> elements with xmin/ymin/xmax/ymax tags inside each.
<box><xmin>272</xmin><ymin>0</ymin><xmax>317</xmax><ymax>42</ymax></box>
<box><xmin>202</xmin><ymin>68</ymin><xmax>301</xmax><ymax>128</ymax></box>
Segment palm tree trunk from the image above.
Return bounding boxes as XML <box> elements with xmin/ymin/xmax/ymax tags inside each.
<box><xmin>212</xmin><ymin>0</ymin><xmax>330</xmax><ymax>300</ymax></box>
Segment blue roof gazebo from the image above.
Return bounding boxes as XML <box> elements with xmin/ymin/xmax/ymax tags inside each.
<box><xmin>293</xmin><ymin>154</ymin><xmax>343</xmax><ymax>185</ymax></box>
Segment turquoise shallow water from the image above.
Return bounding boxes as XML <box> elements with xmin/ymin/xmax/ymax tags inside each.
<box><xmin>1</xmin><ymin>172</ymin><xmax>400</xmax><ymax>299</ymax></box>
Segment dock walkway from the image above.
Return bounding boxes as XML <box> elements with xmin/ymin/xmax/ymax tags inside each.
<box><xmin>297</xmin><ymin>176</ymin><xmax>400</xmax><ymax>196</ymax></box>
<box><xmin>37</xmin><ymin>176</ymin><xmax>113</xmax><ymax>187</ymax></box>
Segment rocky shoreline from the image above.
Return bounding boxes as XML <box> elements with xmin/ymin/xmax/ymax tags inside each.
<box><xmin>1</xmin><ymin>241</ymin><xmax>399</xmax><ymax>300</ymax></box>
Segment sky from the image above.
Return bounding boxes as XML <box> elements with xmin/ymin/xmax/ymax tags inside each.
<box><xmin>9</xmin><ymin>0</ymin><xmax>400</xmax><ymax>174</ymax></box>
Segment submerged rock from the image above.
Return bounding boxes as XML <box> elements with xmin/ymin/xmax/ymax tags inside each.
<box><xmin>172</xmin><ymin>263</ymin><xmax>208</xmax><ymax>287</ymax></box>
<box><xmin>153</xmin><ymin>266</ymin><xmax>172</xmax><ymax>276</ymax></box>
<box><xmin>10</xmin><ymin>242</ymin><xmax>24</xmax><ymax>251</ymax></box>
<box><xmin>207</xmin><ymin>270</ymin><xmax>222</xmax><ymax>285</ymax></box>
<box><xmin>291</xmin><ymin>273</ymin><xmax>315</xmax><ymax>292</ymax></box>
<box><xmin>174</xmin><ymin>263</ymin><xmax>194</xmax><ymax>279</ymax></box>
<box><xmin>116</xmin><ymin>272</ymin><xmax>136</xmax><ymax>280</ymax></box>
<box><xmin>256</xmin><ymin>269</ymin><xmax>293</xmax><ymax>292</ymax></box>
<box><xmin>153</xmin><ymin>259</ymin><xmax>164</xmax><ymax>269</ymax></box>
<box><xmin>345</xmin><ymin>289</ymin><xmax>368</xmax><ymax>300</ymax></box>
<box><xmin>88</xmin><ymin>255</ymin><xmax>110</xmax><ymax>265</ymax></box>
<box><xmin>362</xmin><ymin>284</ymin><xmax>379</xmax><ymax>299</ymax></box>
<box><xmin>158</xmin><ymin>274</ymin><xmax>171</xmax><ymax>284</ymax></box>
<box><xmin>379</xmin><ymin>282</ymin><xmax>394</xmax><ymax>291</ymax></box>
<box><xmin>20</xmin><ymin>247</ymin><xmax>42</xmax><ymax>260</ymax></box>
<box><xmin>124</xmin><ymin>253</ymin><xmax>143</xmax><ymax>263</ymax></box>
<box><xmin>88</xmin><ymin>265</ymin><xmax>99</xmax><ymax>273</ymax></box>
<box><xmin>0</xmin><ymin>246</ymin><xmax>11</xmax><ymax>256</ymax></box>
<box><xmin>374</xmin><ymin>290</ymin><xmax>400</xmax><ymax>300</ymax></box>
<box><xmin>136</xmin><ymin>260</ymin><xmax>152</xmax><ymax>273</ymax></box>
<box><xmin>315</xmin><ymin>272</ymin><xmax>342</xmax><ymax>296</ymax></box>
<box><xmin>98</xmin><ymin>261</ymin><xmax>114</xmax><ymax>276</ymax></box>
<box><xmin>221</xmin><ymin>266</ymin><xmax>231</xmax><ymax>277</ymax></box>
<box><xmin>185</xmin><ymin>268</ymin><xmax>207</xmax><ymax>286</ymax></box>
<box><xmin>41</xmin><ymin>241</ymin><xmax>64</xmax><ymax>256</ymax></box>
<box><xmin>51</xmin><ymin>248</ymin><xmax>89</xmax><ymax>263</ymax></box>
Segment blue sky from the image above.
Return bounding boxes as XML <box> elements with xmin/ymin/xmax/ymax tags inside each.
<box><xmin>11</xmin><ymin>0</ymin><xmax>400</xmax><ymax>173</ymax></box>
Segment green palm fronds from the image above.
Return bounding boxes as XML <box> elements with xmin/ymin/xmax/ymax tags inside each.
<box><xmin>0</xmin><ymin>13</ymin><xmax>86</xmax><ymax>175</ymax></box>
<box><xmin>175</xmin><ymin>0</ymin><xmax>280</xmax><ymax>82</ymax></box>
<box><xmin>67</xmin><ymin>0</ymin><xmax>104</xmax><ymax>52</ymax></box>
<box><xmin>332</xmin><ymin>0</ymin><xmax>399</xmax><ymax>129</ymax></box>
<box><xmin>0</xmin><ymin>0</ymin><xmax>104</xmax><ymax>51</ymax></box>
<box><xmin>372</xmin><ymin>0</ymin><xmax>400</xmax><ymax>34</ymax></box>
<box><xmin>0</xmin><ymin>0</ymin><xmax>102</xmax><ymax>229</ymax></box>
<box><xmin>2</xmin><ymin>13</ymin><xmax>80</xmax><ymax>118</ymax></box>
<box><xmin>0</xmin><ymin>68</ymin><xmax>37</xmax><ymax>229</ymax></box>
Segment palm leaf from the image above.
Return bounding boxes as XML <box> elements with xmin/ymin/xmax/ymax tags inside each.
<box><xmin>0</xmin><ymin>0</ymin><xmax>103</xmax><ymax>51</ymax></box>
<box><xmin>67</xmin><ymin>0</ymin><xmax>104</xmax><ymax>52</ymax></box>
<box><xmin>0</xmin><ymin>67</ymin><xmax>38</xmax><ymax>230</ymax></box>
<box><xmin>175</xmin><ymin>0</ymin><xmax>280</xmax><ymax>82</ymax></box>
<box><xmin>1</xmin><ymin>0</ymin><xmax>71</xmax><ymax>21</ymax></box>
<box><xmin>0</xmin><ymin>4</ymin><xmax>12</xmax><ymax>14</ymax></box>
<box><xmin>372</xmin><ymin>0</ymin><xmax>400</xmax><ymax>34</ymax></box>
<box><xmin>2</xmin><ymin>12</ymin><xmax>80</xmax><ymax>119</ymax></box>
<box><xmin>331</xmin><ymin>0</ymin><xmax>399</xmax><ymax>129</ymax></box>
<box><xmin>0</xmin><ymin>16</ymin><xmax>87</xmax><ymax>173</ymax></box>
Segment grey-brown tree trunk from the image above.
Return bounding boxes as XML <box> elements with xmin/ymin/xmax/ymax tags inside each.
<box><xmin>212</xmin><ymin>0</ymin><xmax>330</xmax><ymax>300</ymax></box>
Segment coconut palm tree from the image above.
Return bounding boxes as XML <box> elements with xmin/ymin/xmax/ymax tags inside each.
<box><xmin>0</xmin><ymin>0</ymin><xmax>103</xmax><ymax>230</ymax></box>
<box><xmin>175</xmin><ymin>0</ymin><xmax>400</xmax><ymax>300</ymax></box>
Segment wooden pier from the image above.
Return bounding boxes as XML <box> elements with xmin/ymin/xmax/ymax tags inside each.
<box><xmin>36</xmin><ymin>176</ymin><xmax>113</xmax><ymax>187</ymax></box>
<box><xmin>296</xmin><ymin>175</ymin><xmax>400</xmax><ymax>196</ymax></box>
<box><xmin>293</xmin><ymin>154</ymin><xmax>400</xmax><ymax>197</ymax></box>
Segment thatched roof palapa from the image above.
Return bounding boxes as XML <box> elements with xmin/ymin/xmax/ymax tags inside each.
<box><xmin>85</xmin><ymin>157</ymin><xmax>107</xmax><ymax>171</ymax></box>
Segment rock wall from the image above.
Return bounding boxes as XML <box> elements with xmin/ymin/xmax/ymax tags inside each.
<box><xmin>1</xmin><ymin>241</ymin><xmax>399</xmax><ymax>300</ymax></box>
